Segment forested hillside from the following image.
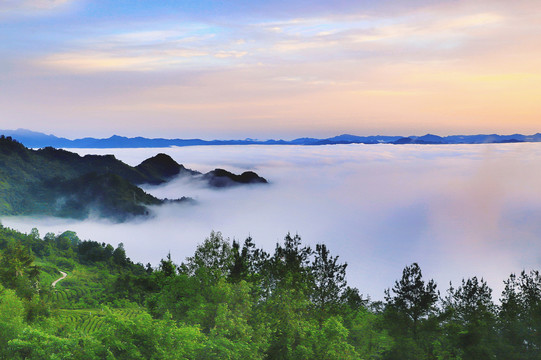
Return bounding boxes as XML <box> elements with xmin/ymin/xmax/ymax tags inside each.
<box><xmin>0</xmin><ymin>224</ymin><xmax>539</xmax><ymax>359</ymax></box>
<box><xmin>0</xmin><ymin>136</ymin><xmax>266</xmax><ymax>221</ymax></box>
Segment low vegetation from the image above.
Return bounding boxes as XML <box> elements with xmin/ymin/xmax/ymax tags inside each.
<box><xmin>0</xmin><ymin>224</ymin><xmax>539</xmax><ymax>359</ymax></box>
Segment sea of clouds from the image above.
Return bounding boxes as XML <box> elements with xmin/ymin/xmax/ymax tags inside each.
<box><xmin>4</xmin><ymin>143</ymin><xmax>541</xmax><ymax>300</ymax></box>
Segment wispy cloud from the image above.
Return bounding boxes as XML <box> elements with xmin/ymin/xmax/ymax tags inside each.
<box><xmin>33</xmin><ymin>23</ymin><xmax>252</xmax><ymax>72</ymax></box>
<box><xmin>30</xmin><ymin>8</ymin><xmax>506</xmax><ymax>74</ymax></box>
<box><xmin>39</xmin><ymin>49</ymin><xmax>210</xmax><ymax>72</ymax></box>
<box><xmin>261</xmin><ymin>10</ymin><xmax>505</xmax><ymax>58</ymax></box>
<box><xmin>0</xmin><ymin>0</ymin><xmax>77</xmax><ymax>16</ymax></box>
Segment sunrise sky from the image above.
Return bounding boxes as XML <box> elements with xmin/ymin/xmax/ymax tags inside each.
<box><xmin>1</xmin><ymin>0</ymin><xmax>541</xmax><ymax>139</ymax></box>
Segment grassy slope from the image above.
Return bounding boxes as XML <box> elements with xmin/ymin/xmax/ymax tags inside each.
<box><xmin>0</xmin><ymin>225</ymin><xmax>148</xmax><ymax>337</ymax></box>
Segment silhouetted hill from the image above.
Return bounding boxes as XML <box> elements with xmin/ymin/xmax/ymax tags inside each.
<box><xmin>135</xmin><ymin>153</ymin><xmax>200</xmax><ymax>185</ymax></box>
<box><xmin>416</xmin><ymin>134</ymin><xmax>445</xmax><ymax>144</ymax></box>
<box><xmin>393</xmin><ymin>137</ymin><xmax>414</xmax><ymax>144</ymax></box>
<box><xmin>392</xmin><ymin>134</ymin><xmax>446</xmax><ymax>144</ymax></box>
<box><xmin>320</xmin><ymin>134</ymin><xmax>402</xmax><ymax>144</ymax></box>
<box><xmin>0</xmin><ymin>137</ymin><xmax>268</xmax><ymax>221</ymax></box>
<box><xmin>203</xmin><ymin>169</ymin><xmax>268</xmax><ymax>188</ymax></box>
<box><xmin>38</xmin><ymin>173</ymin><xmax>163</xmax><ymax>221</ymax></box>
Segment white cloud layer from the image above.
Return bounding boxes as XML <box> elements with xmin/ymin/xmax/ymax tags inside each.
<box><xmin>3</xmin><ymin>143</ymin><xmax>541</xmax><ymax>300</ymax></box>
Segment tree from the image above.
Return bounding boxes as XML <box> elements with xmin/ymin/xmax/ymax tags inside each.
<box><xmin>0</xmin><ymin>286</ymin><xmax>25</xmax><ymax>357</ymax></box>
<box><xmin>8</xmin><ymin>327</ymin><xmax>105</xmax><ymax>360</ymax></box>
<box><xmin>96</xmin><ymin>309</ymin><xmax>204</xmax><ymax>360</ymax></box>
<box><xmin>439</xmin><ymin>277</ymin><xmax>496</xmax><ymax>360</ymax></box>
<box><xmin>263</xmin><ymin>285</ymin><xmax>316</xmax><ymax>360</ymax></box>
<box><xmin>112</xmin><ymin>243</ymin><xmax>128</xmax><ymax>267</ymax></box>
<box><xmin>78</xmin><ymin>241</ymin><xmax>113</xmax><ymax>263</ymax></box>
<box><xmin>29</xmin><ymin>228</ymin><xmax>40</xmax><ymax>241</ymax></box>
<box><xmin>229</xmin><ymin>239</ymin><xmax>247</xmax><ymax>283</ymax></box>
<box><xmin>229</xmin><ymin>236</ymin><xmax>268</xmax><ymax>284</ymax></box>
<box><xmin>205</xmin><ymin>280</ymin><xmax>269</xmax><ymax>359</ymax></box>
<box><xmin>58</xmin><ymin>231</ymin><xmax>80</xmax><ymax>247</ymax></box>
<box><xmin>0</xmin><ymin>242</ymin><xmax>40</xmax><ymax>299</ymax></box>
<box><xmin>266</xmin><ymin>233</ymin><xmax>312</xmax><ymax>295</ymax></box>
<box><xmin>348</xmin><ymin>308</ymin><xmax>393</xmax><ymax>359</ymax></box>
<box><xmin>314</xmin><ymin>316</ymin><xmax>359</xmax><ymax>360</ymax></box>
<box><xmin>499</xmin><ymin>270</ymin><xmax>541</xmax><ymax>359</ymax></box>
<box><xmin>158</xmin><ymin>252</ymin><xmax>176</xmax><ymax>278</ymax></box>
<box><xmin>311</xmin><ymin>243</ymin><xmax>347</xmax><ymax>321</ymax></box>
<box><xmin>384</xmin><ymin>263</ymin><xmax>438</xmax><ymax>359</ymax></box>
<box><xmin>182</xmin><ymin>231</ymin><xmax>233</xmax><ymax>285</ymax></box>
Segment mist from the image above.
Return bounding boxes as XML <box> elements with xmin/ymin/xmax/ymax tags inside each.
<box><xmin>4</xmin><ymin>143</ymin><xmax>541</xmax><ymax>300</ymax></box>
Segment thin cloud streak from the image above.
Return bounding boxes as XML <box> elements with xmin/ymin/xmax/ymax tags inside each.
<box><xmin>0</xmin><ymin>0</ymin><xmax>75</xmax><ymax>12</ymax></box>
<box><xmin>4</xmin><ymin>143</ymin><xmax>541</xmax><ymax>300</ymax></box>
<box><xmin>31</xmin><ymin>10</ymin><xmax>507</xmax><ymax>73</ymax></box>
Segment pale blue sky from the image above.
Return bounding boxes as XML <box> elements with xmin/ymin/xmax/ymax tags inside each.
<box><xmin>2</xmin><ymin>0</ymin><xmax>541</xmax><ymax>139</ymax></box>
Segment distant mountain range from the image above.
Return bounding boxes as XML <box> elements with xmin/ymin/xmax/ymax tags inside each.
<box><xmin>2</xmin><ymin>129</ymin><xmax>541</xmax><ymax>148</ymax></box>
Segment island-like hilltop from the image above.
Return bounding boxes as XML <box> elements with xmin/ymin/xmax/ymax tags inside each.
<box><xmin>0</xmin><ymin>136</ymin><xmax>267</xmax><ymax>221</ymax></box>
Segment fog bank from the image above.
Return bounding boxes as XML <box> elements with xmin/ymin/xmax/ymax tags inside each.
<box><xmin>4</xmin><ymin>143</ymin><xmax>541</xmax><ymax>300</ymax></box>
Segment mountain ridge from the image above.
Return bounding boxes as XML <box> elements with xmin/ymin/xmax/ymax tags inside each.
<box><xmin>0</xmin><ymin>136</ymin><xmax>267</xmax><ymax>221</ymax></box>
<box><xmin>3</xmin><ymin>129</ymin><xmax>541</xmax><ymax>148</ymax></box>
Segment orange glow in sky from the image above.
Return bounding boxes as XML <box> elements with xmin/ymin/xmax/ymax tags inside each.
<box><xmin>1</xmin><ymin>0</ymin><xmax>541</xmax><ymax>138</ymax></box>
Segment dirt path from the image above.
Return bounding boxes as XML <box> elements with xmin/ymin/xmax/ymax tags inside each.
<box><xmin>52</xmin><ymin>271</ymin><xmax>67</xmax><ymax>288</ymax></box>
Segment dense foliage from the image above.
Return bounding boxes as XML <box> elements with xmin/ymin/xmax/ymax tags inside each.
<box><xmin>0</xmin><ymin>224</ymin><xmax>539</xmax><ymax>359</ymax></box>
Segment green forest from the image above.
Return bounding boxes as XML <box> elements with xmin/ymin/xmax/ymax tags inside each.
<box><xmin>0</xmin><ymin>224</ymin><xmax>539</xmax><ymax>359</ymax></box>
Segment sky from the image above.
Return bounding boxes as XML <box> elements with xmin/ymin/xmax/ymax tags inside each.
<box><xmin>1</xmin><ymin>0</ymin><xmax>541</xmax><ymax>139</ymax></box>
<box><xmin>4</xmin><ymin>143</ymin><xmax>541</xmax><ymax>300</ymax></box>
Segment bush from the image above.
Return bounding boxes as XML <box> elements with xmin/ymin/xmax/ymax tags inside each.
<box><xmin>52</xmin><ymin>257</ymin><xmax>75</xmax><ymax>271</ymax></box>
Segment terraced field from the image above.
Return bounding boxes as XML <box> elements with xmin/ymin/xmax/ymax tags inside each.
<box><xmin>46</xmin><ymin>287</ymin><xmax>90</xmax><ymax>304</ymax></box>
<box><xmin>56</xmin><ymin>308</ymin><xmax>145</xmax><ymax>334</ymax></box>
<box><xmin>45</xmin><ymin>265</ymin><xmax>144</xmax><ymax>334</ymax></box>
<box><xmin>44</xmin><ymin>264</ymin><xmax>112</xmax><ymax>308</ymax></box>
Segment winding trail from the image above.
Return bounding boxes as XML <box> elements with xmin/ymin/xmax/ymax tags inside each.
<box><xmin>52</xmin><ymin>271</ymin><xmax>67</xmax><ymax>288</ymax></box>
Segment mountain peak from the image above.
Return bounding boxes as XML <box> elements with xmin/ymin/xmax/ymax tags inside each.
<box><xmin>203</xmin><ymin>168</ymin><xmax>268</xmax><ymax>188</ymax></box>
<box><xmin>135</xmin><ymin>153</ymin><xmax>184</xmax><ymax>184</ymax></box>
<box><xmin>109</xmin><ymin>135</ymin><xmax>129</xmax><ymax>140</ymax></box>
<box><xmin>3</xmin><ymin>129</ymin><xmax>541</xmax><ymax>149</ymax></box>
